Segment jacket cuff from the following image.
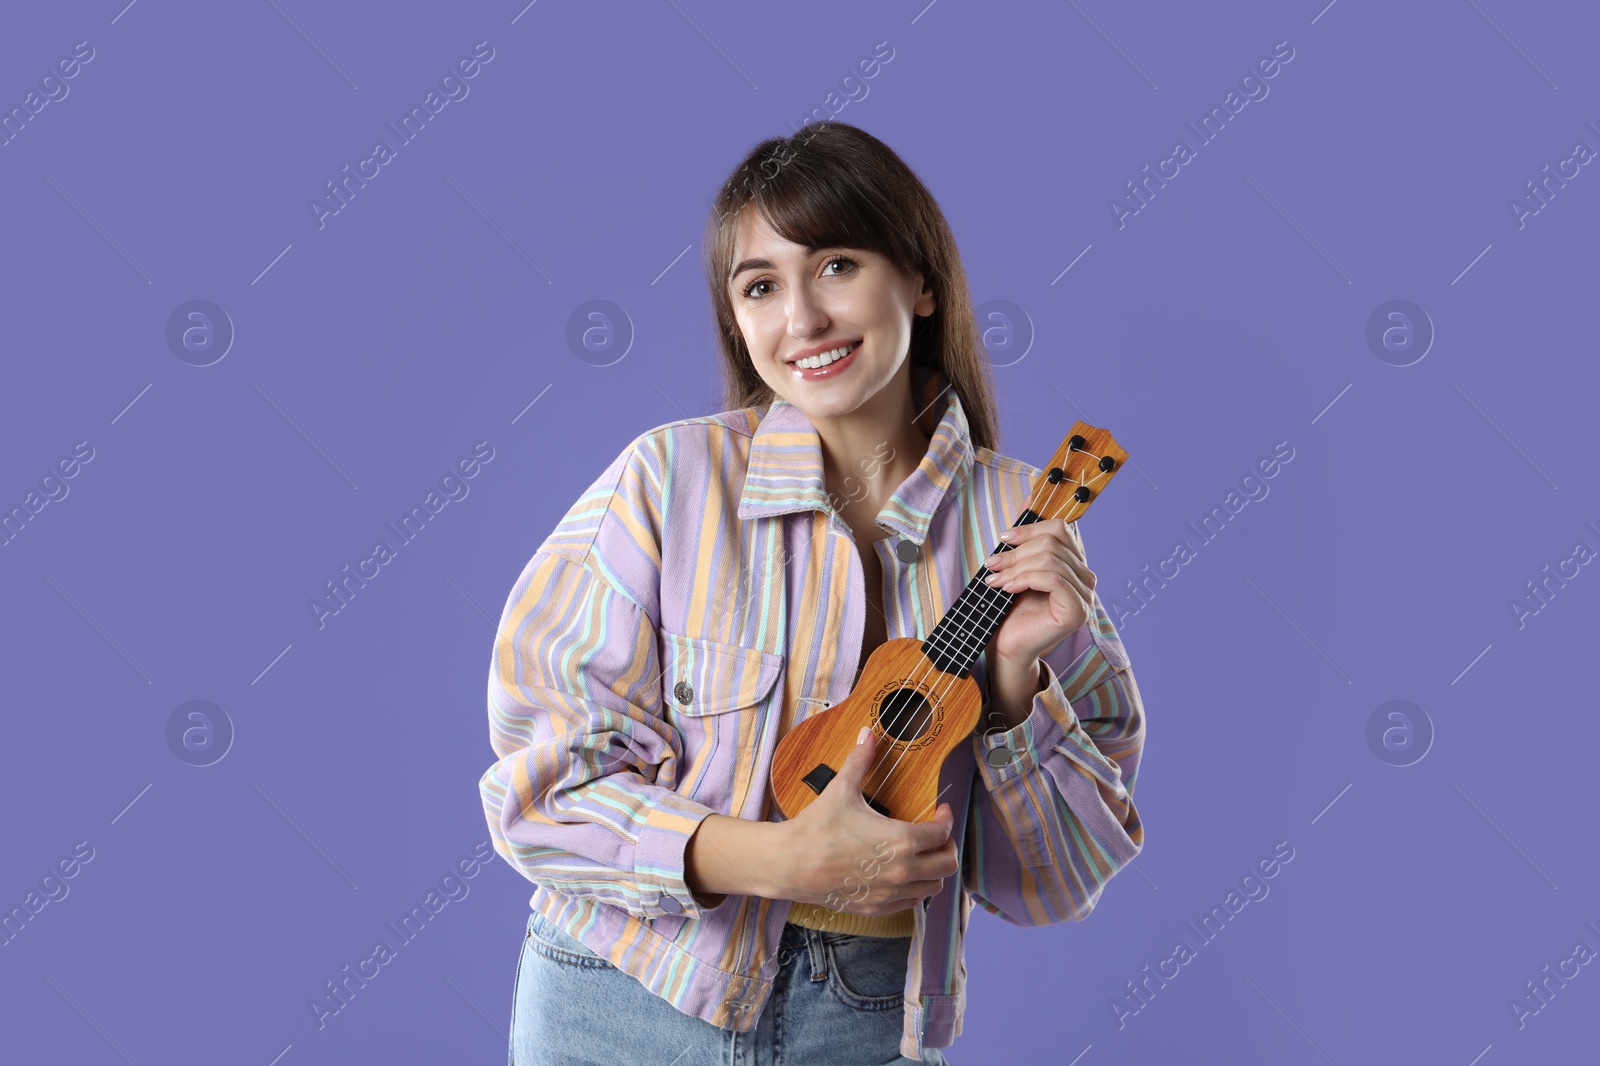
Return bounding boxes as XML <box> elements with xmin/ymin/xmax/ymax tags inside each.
<box><xmin>634</xmin><ymin>797</ymin><xmax>719</xmax><ymax>920</ymax></box>
<box><xmin>973</xmin><ymin>657</ymin><xmax>1073</xmax><ymax>789</ymax></box>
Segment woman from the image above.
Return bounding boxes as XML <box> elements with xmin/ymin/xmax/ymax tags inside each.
<box><xmin>481</xmin><ymin>121</ymin><xmax>1146</xmax><ymax>1065</ymax></box>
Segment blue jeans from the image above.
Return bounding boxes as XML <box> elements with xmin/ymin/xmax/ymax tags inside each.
<box><xmin>509</xmin><ymin>909</ymin><xmax>949</xmax><ymax>1065</ymax></box>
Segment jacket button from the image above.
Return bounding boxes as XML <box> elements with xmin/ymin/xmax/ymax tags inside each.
<box><xmin>895</xmin><ymin>539</ymin><xmax>919</xmax><ymax>563</ymax></box>
<box><xmin>659</xmin><ymin>895</ymin><xmax>683</xmax><ymax>914</ymax></box>
<box><xmin>985</xmin><ymin>745</ymin><xmax>1014</xmax><ymax>767</ymax></box>
<box><xmin>674</xmin><ymin>681</ymin><xmax>693</xmax><ymax>704</ymax></box>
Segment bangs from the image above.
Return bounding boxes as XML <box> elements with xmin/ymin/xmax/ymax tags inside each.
<box><xmin>717</xmin><ymin>144</ymin><xmax>916</xmax><ymax>283</ymax></box>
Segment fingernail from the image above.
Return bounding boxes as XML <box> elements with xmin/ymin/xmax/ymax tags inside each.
<box><xmin>857</xmin><ymin>726</ymin><xmax>869</xmax><ymax>745</ymax></box>
<box><xmin>998</xmin><ymin>529</ymin><xmax>1016</xmax><ymax>541</ymax></box>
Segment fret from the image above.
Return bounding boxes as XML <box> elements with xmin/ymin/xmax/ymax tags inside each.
<box><xmin>919</xmin><ymin>431</ymin><xmax>1126</xmax><ymax>674</ymax></box>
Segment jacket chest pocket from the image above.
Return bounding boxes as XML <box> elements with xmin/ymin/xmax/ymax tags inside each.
<box><xmin>659</xmin><ymin>631</ymin><xmax>783</xmax><ymax>816</ymax></box>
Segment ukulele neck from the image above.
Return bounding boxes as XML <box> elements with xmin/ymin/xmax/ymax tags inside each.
<box><xmin>917</xmin><ymin>422</ymin><xmax>1127</xmax><ymax>678</ymax></box>
<box><xmin>919</xmin><ymin>508</ymin><xmax>1052</xmax><ymax>677</ymax></box>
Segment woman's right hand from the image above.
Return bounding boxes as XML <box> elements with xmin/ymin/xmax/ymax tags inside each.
<box><xmin>772</xmin><ymin>726</ymin><xmax>960</xmax><ymax>915</ymax></box>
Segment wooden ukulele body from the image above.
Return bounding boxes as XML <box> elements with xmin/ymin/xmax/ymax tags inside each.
<box><xmin>771</xmin><ymin>637</ymin><xmax>981</xmax><ymax>824</ymax></box>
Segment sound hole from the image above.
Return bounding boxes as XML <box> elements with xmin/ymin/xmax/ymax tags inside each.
<box><xmin>875</xmin><ymin>687</ymin><xmax>934</xmax><ymax>742</ymax></box>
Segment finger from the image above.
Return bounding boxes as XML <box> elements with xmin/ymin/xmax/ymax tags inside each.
<box><xmin>997</xmin><ymin>517</ymin><xmax>1060</xmax><ymax>547</ymax></box>
<box><xmin>998</xmin><ymin>567</ymin><xmax>1094</xmax><ymax>625</ymax></box>
<box><xmin>1062</xmin><ymin>518</ymin><xmax>1085</xmax><ymax>562</ymax></box>
<box><xmin>908</xmin><ymin>832</ymin><xmax>953</xmax><ymax>870</ymax></box>
<box><xmin>1009</xmin><ymin>568</ymin><xmax>1093</xmax><ymax>629</ymax></box>
<box><xmin>982</xmin><ymin>537</ymin><xmax>1048</xmax><ymax>582</ymax></box>
<box><xmin>906</xmin><ymin>839</ymin><xmax>960</xmax><ymax>882</ymax></box>
<box><xmin>987</xmin><ymin>530</ymin><xmax>1085</xmax><ymax>578</ymax></box>
<box><xmin>1011</xmin><ymin>557</ymin><xmax>1094</xmax><ymax>596</ymax></box>
<box><xmin>993</xmin><ymin>562</ymin><xmax>1093</xmax><ymax>600</ymax></box>
<box><xmin>1036</xmin><ymin>568</ymin><xmax>1094</xmax><ymax>619</ymax></box>
<box><xmin>998</xmin><ymin>517</ymin><xmax>1077</xmax><ymax>549</ymax></box>
<box><xmin>907</xmin><ymin>807</ymin><xmax>954</xmax><ymax>851</ymax></box>
<box><xmin>903</xmin><ymin>802</ymin><xmax>953</xmax><ymax>844</ymax></box>
<box><xmin>1012</xmin><ymin>531</ymin><xmax>1086</xmax><ymax>575</ymax></box>
<box><xmin>887</xmin><ymin>879</ymin><xmax>949</xmax><ymax>904</ymax></box>
<box><xmin>905</xmin><ymin>803</ymin><xmax>952</xmax><ymax>847</ymax></box>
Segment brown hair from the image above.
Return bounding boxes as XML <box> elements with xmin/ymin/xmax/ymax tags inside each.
<box><xmin>701</xmin><ymin>121</ymin><xmax>1000</xmax><ymax>454</ymax></box>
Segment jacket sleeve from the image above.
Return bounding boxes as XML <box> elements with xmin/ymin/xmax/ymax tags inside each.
<box><xmin>962</xmin><ymin>523</ymin><xmax>1146</xmax><ymax>927</ymax></box>
<box><xmin>477</xmin><ymin>439</ymin><xmax>723</xmax><ymax>922</ymax></box>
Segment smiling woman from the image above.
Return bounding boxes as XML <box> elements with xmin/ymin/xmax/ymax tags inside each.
<box><xmin>483</xmin><ymin>121</ymin><xmax>1147</xmax><ymax>1065</ymax></box>
<box><xmin>706</xmin><ymin>125</ymin><xmax>998</xmax><ymax>456</ymax></box>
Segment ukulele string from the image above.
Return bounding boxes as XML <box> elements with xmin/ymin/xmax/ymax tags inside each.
<box><xmin>862</xmin><ymin>445</ymin><xmax>1112</xmax><ymax>809</ymax></box>
<box><xmin>861</xmin><ymin>470</ymin><xmax>1087</xmax><ymax>806</ymax></box>
<box><xmin>864</xmin><ymin>453</ymin><xmax>1110</xmax><ymax>803</ymax></box>
<box><xmin>863</xmin><ymin>485</ymin><xmax>1087</xmax><ymax>805</ymax></box>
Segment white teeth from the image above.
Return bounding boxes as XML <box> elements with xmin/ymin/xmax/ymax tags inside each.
<box><xmin>796</xmin><ymin>343</ymin><xmax>857</xmax><ymax>370</ymax></box>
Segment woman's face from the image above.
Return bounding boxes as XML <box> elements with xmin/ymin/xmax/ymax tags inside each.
<box><xmin>726</xmin><ymin>209</ymin><xmax>935</xmax><ymax>420</ymax></box>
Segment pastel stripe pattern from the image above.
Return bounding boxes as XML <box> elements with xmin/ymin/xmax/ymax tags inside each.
<box><xmin>479</xmin><ymin>363</ymin><xmax>1146</xmax><ymax>1059</ymax></box>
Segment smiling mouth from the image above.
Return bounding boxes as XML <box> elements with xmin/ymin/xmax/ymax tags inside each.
<box><xmin>790</xmin><ymin>341</ymin><xmax>860</xmax><ymax>371</ymax></box>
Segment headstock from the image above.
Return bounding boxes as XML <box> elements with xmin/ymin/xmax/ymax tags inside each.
<box><xmin>1023</xmin><ymin>421</ymin><xmax>1128</xmax><ymax>525</ymax></box>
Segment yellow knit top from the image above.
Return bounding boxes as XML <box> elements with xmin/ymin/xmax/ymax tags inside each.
<box><xmin>785</xmin><ymin>900</ymin><xmax>916</xmax><ymax>937</ymax></box>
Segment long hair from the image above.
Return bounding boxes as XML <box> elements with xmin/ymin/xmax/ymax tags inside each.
<box><xmin>701</xmin><ymin>121</ymin><xmax>1000</xmax><ymax>454</ymax></box>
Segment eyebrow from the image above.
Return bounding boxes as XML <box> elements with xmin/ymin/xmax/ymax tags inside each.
<box><xmin>728</xmin><ymin>245</ymin><xmax>830</xmax><ymax>282</ymax></box>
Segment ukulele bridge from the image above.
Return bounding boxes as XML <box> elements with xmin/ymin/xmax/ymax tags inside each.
<box><xmin>801</xmin><ymin>763</ymin><xmax>891</xmax><ymax>818</ymax></box>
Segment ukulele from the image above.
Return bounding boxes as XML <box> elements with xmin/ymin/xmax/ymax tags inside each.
<box><xmin>770</xmin><ymin>421</ymin><xmax>1128</xmax><ymax>825</ymax></box>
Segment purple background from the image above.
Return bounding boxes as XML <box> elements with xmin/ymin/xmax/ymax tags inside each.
<box><xmin>2</xmin><ymin>1</ymin><xmax>1596</xmax><ymax>1063</ymax></box>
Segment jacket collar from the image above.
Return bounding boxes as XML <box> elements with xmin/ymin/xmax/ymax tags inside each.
<box><xmin>735</xmin><ymin>363</ymin><xmax>974</xmax><ymax>545</ymax></box>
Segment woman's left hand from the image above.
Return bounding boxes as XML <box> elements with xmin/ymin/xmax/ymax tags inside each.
<box><xmin>980</xmin><ymin>519</ymin><xmax>1095</xmax><ymax>666</ymax></box>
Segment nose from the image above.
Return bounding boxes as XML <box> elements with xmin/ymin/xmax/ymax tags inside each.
<box><xmin>785</xmin><ymin>284</ymin><xmax>829</xmax><ymax>341</ymax></box>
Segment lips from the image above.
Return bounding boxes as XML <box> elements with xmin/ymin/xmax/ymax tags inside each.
<box><xmin>786</xmin><ymin>340</ymin><xmax>862</xmax><ymax>366</ymax></box>
<box><xmin>789</xmin><ymin>341</ymin><xmax>860</xmax><ymax>380</ymax></box>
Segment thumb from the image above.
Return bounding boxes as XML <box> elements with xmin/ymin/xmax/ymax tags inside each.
<box><xmin>831</xmin><ymin>725</ymin><xmax>877</xmax><ymax>797</ymax></box>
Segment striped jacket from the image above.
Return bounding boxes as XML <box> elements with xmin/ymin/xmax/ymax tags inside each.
<box><xmin>479</xmin><ymin>364</ymin><xmax>1146</xmax><ymax>1058</ymax></box>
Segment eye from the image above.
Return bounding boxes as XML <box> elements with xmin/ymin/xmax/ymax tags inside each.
<box><xmin>822</xmin><ymin>254</ymin><xmax>858</xmax><ymax>277</ymax></box>
<box><xmin>739</xmin><ymin>255</ymin><xmax>859</xmax><ymax>299</ymax></box>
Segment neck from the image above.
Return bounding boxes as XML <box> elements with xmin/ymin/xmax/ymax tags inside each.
<box><xmin>810</xmin><ymin>366</ymin><xmax>931</xmax><ymax>526</ymax></box>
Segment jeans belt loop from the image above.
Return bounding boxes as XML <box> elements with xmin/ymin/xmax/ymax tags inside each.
<box><xmin>805</xmin><ymin>927</ymin><xmax>828</xmax><ymax>981</ymax></box>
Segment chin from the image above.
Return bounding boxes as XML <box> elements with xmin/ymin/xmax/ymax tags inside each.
<box><xmin>801</xmin><ymin>393</ymin><xmax>875</xmax><ymax>423</ymax></box>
